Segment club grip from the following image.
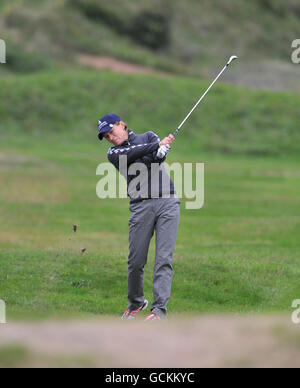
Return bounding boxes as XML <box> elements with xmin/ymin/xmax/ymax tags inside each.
<box><xmin>173</xmin><ymin>128</ymin><xmax>180</xmax><ymax>137</ymax></box>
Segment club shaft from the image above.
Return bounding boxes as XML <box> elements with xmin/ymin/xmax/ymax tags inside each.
<box><xmin>174</xmin><ymin>63</ymin><xmax>229</xmax><ymax>137</ymax></box>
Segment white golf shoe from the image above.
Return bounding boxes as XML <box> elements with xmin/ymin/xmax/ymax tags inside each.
<box><xmin>121</xmin><ymin>299</ymin><xmax>149</xmax><ymax>320</ymax></box>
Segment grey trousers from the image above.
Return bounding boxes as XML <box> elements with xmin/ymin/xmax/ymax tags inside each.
<box><xmin>128</xmin><ymin>196</ymin><xmax>180</xmax><ymax>317</ymax></box>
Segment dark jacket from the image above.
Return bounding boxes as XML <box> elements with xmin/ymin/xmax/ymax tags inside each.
<box><xmin>107</xmin><ymin>130</ymin><xmax>176</xmax><ymax>204</ymax></box>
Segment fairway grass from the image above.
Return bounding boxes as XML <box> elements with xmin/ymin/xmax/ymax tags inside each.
<box><xmin>1</xmin><ymin>130</ymin><xmax>299</xmax><ymax>319</ymax></box>
<box><xmin>0</xmin><ymin>69</ymin><xmax>300</xmax><ymax>319</ymax></box>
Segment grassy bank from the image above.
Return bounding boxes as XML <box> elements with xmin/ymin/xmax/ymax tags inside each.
<box><xmin>1</xmin><ymin>69</ymin><xmax>300</xmax><ymax>155</ymax></box>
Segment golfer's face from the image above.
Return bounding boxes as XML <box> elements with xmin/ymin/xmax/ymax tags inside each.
<box><xmin>104</xmin><ymin>122</ymin><xmax>128</xmax><ymax>146</ymax></box>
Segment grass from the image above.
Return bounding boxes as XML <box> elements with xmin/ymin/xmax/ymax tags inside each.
<box><xmin>0</xmin><ymin>344</ymin><xmax>95</xmax><ymax>367</ymax></box>
<box><xmin>0</xmin><ymin>69</ymin><xmax>299</xmax><ymax>319</ymax></box>
<box><xmin>1</xmin><ymin>70</ymin><xmax>300</xmax><ymax>155</ymax></box>
<box><xmin>0</xmin><ymin>345</ymin><xmax>31</xmax><ymax>368</ymax></box>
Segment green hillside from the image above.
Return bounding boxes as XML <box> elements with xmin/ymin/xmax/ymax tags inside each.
<box><xmin>1</xmin><ymin>0</ymin><xmax>300</xmax><ymax>90</ymax></box>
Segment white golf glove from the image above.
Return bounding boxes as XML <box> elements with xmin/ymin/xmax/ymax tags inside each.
<box><xmin>156</xmin><ymin>145</ymin><xmax>170</xmax><ymax>159</ymax></box>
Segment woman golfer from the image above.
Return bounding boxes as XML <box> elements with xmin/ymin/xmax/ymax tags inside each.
<box><xmin>98</xmin><ymin>113</ymin><xmax>180</xmax><ymax>320</ymax></box>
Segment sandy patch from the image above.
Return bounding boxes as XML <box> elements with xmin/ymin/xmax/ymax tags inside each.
<box><xmin>0</xmin><ymin>314</ymin><xmax>299</xmax><ymax>368</ymax></box>
<box><xmin>78</xmin><ymin>55</ymin><xmax>167</xmax><ymax>76</ymax></box>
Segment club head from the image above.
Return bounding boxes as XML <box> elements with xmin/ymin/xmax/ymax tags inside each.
<box><xmin>227</xmin><ymin>55</ymin><xmax>238</xmax><ymax>66</ymax></box>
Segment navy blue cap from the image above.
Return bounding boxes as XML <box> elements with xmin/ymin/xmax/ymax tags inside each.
<box><xmin>98</xmin><ymin>113</ymin><xmax>121</xmax><ymax>141</ymax></box>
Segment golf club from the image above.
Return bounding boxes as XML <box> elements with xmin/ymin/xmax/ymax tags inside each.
<box><xmin>173</xmin><ymin>55</ymin><xmax>238</xmax><ymax>138</ymax></box>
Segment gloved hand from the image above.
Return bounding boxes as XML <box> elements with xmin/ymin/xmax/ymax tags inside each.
<box><xmin>156</xmin><ymin>144</ymin><xmax>170</xmax><ymax>159</ymax></box>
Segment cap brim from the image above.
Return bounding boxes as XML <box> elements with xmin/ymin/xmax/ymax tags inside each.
<box><xmin>98</xmin><ymin>128</ymin><xmax>110</xmax><ymax>141</ymax></box>
<box><xmin>98</xmin><ymin>125</ymin><xmax>114</xmax><ymax>141</ymax></box>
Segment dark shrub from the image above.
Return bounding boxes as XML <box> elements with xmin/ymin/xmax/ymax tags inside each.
<box><xmin>130</xmin><ymin>10</ymin><xmax>171</xmax><ymax>50</ymax></box>
<box><xmin>72</xmin><ymin>0</ymin><xmax>128</xmax><ymax>32</ymax></box>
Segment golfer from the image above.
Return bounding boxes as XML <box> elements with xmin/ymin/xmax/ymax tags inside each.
<box><xmin>98</xmin><ymin>113</ymin><xmax>180</xmax><ymax>321</ymax></box>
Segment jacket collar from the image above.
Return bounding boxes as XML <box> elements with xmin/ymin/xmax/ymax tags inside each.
<box><xmin>122</xmin><ymin>130</ymin><xmax>135</xmax><ymax>146</ymax></box>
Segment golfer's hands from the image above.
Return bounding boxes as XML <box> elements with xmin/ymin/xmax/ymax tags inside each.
<box><xmin>159</xmin><ymin>134</ymin><xmax>174</xmax><ymax>147</ymax></box>
<box><xmin>157</xmin><ymin>134</ymin><xmax>174</xmax><ymax>159</ymax></box>
<box><xmin>156</xmin><ymin>144</ymin><xmax>170</xmax><ymax>159</ymax></box>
